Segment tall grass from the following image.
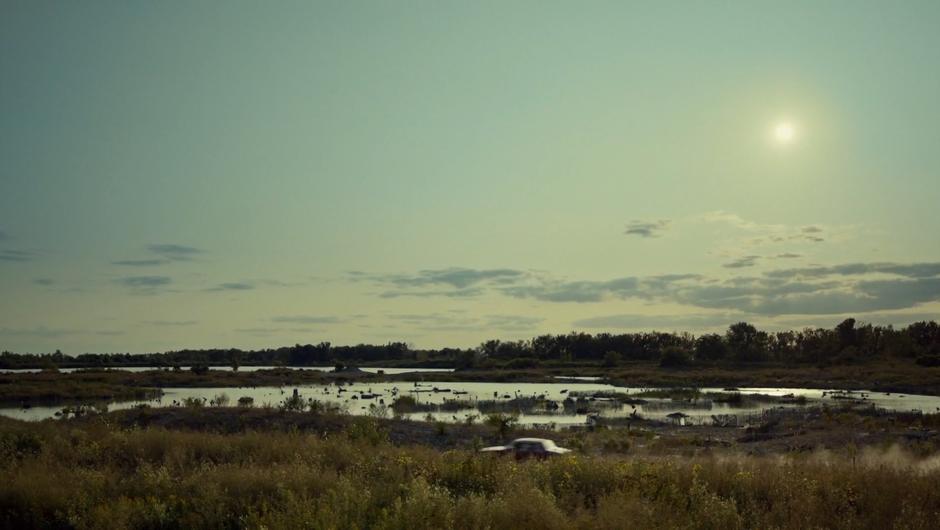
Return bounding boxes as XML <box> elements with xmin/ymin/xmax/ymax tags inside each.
<box><xmin>1</xmin><ymin>416</ymin><xmax>939</xmax><ymax>529</ymax></box>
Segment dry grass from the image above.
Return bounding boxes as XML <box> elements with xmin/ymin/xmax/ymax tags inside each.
<box><xmin>1</xmin><ymin>413</ymin><xmax>939</xmax><ymax>529</ymax></box>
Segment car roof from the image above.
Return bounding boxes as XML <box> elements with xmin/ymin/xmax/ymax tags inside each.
<box><xmin>512</xmin><ymin>438</ymin><xmax>554</xmax><ymax>444</ymax></box>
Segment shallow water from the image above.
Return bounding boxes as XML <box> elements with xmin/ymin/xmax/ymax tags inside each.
<box><xmin>0</xmin><ymin>366</ymin><xmax>454</xmax><ymax>374</ymax></box>
<box><xmin>3</xmin><ymin>379</ymin><xmax>938</xmax><ymax>425</ymax></box>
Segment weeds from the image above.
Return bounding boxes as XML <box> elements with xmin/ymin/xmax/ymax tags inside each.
<box><xmin>1</xmin><ymin>415</ymin><xmax>938</xmax><ymax>529</ymax></box>
<box><xmin>279</xmin><ymin>393</ymin><xmax>305</xmax><ymax>412</ymax></box>
<box><xmin>485</xmin><ymin>413</ymin><xmax>518</xmax><ymax>439</ymax></box>
<box><xmin>181</xmin><ymin>396</ymin><xmax>205</xmax><ymax>408</ymax></box>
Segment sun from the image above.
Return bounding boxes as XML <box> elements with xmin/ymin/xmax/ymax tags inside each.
<box><xmin>773</xmin><ymin>122</ymin><xmax>796</xmax><ymax>144</ymax></box>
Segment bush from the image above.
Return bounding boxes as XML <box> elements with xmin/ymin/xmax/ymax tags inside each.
<box><xmin>484</xmin><ymin>413</ymin><xmax>518</xmax><ymax>439</ymax></box>
<box><xmin>391</xmin><ymin>395</ymin><xmax>418</xmax><ymax>412</ymax></box>
<box><xmin>345</xmin><ymin>417</ymin><xmax>388</xmax><ymax>445</ymax></box>
<box><xmin>603</xmin><ymin>351</ymin><xmax>621</xmax><ymax>367</ymax></box>
<box><xmin>659</xmin><ymin>346</ymin><xmax>692</xmax><ymax>367</ymax></box>
<box><xmin>279</xmin><ymin>393</ymin><xmax>305</xmax><ymax>412</ymax></box>
<box><xmin>368</xmin><ymin>403</ymin><xmax>389</xmax><ymax>419</ymax></box>
<box><xmin>182</xmin><ymin>396</ymin><xmax>204</xmax><ymax>408</ymax></box>
<box><xmin>504</xmin><ymin>357</ymin><xmax>540</xmax><ymax>369</ymax></box>
<box><xmin>434</xmin><ymin>421</ymin><xmax>447</xmax><ymax>436</ymax></box>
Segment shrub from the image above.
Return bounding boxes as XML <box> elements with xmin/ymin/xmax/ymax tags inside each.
<box><xmin>279</xmin><ymin>393</ymin><xmax>305</xmax><ymax>412</ymax></box>
<box><xmin>603</xmin><ymin>351</ymin><xmax>621</xmax><ymax>367</ymax></box>
<box><xmin>368</xmin><ymin>403</ymin><xmax>389</xmax><ymax>419</ymax></box>
<box><xmin>391</xmin><ymin>395</ymin><xmax>418</xmax><ymax>413</ymax></box>
<box><xmin>659</xmin><ymin>346</ymin><xmax>692</xmax><ymax>367</ymax></box>
<box><xmin>434</xmin><ymin>421</ymin><xmax>447</xmax><ymax>436</ymax></box>
<box><xmin>484</xmin><ymin>413</ymin><xmax>518</xmax><ymax>439</ymax></box>
<box><xmin>345</xmin><ymin>417</ymin><xmax>388</xmax><ymax>445</ymax></box>
<box><xmin>182</xmin><ymin>396</ymin><xmax>204</xmax><ymax>408</ymax></box>
<box><xmin>505</xmin><ymin>357</ymin><xmax>540</xmax><ymax>369</ymax></box>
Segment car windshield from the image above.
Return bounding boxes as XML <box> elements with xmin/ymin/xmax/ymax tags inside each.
<box><xmin>514</xmin><ymin>440</ymin><xmax>553</xmax><ymax>451</ymax></box>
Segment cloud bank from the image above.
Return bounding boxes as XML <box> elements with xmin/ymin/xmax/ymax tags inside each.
<box><xmin>357</xmin><ymin>261</ymin><xmax>940</xmax><ymax>317</ymax></box>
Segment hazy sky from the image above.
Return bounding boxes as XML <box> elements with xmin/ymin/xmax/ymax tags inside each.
<box><xmin>2</xmin><ymin>1</ymin><xmax>940</xmax><ymax>353</ymax></box>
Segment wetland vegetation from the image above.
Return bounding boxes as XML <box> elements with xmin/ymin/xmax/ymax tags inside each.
<box><xmin>2</xmin><ymin>406</ymin><xmax>940</xmax><ymax>529</ymax></box>
<box><xmin>2</xmin><ymin>320</ymin><xmax>939</xmax><ymax>528</ymax></box>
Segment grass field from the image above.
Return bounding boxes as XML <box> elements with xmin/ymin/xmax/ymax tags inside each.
<box><xmin>2</xmin><ymin>409</ymin><xmax>939</xmax><ymax>529</ymax></box>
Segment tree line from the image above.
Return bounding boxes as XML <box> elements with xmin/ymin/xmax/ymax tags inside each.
<box><xmin>1</xmin><ymin>319</ymin><xmax>938</xmax><ymax>370</ymax></box>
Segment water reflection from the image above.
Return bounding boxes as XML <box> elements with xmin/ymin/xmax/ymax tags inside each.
<box><xmin>4</xmin><ymin>380</ymin><xmax>939</xmax><ymax>425</ymax></box>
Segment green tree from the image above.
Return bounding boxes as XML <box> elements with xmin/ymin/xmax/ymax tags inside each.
<box><xmin>726</xmin><ymin>322</ymin><xmax>768</xmax><ymax>362</ymax></box>
<box><xmin>694</xmin><ymin>334</ymin><xmax>727</xmax><ymax>361</ymax></box>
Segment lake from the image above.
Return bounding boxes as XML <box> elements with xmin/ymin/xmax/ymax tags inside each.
<box><xmin>0</xmin><ymin>366</ymin><xmax>455</xmax><ymax>374</ymax></box>
<box><xmin>3</xmin><ymin>378</ymin><xmax>939</xmax><ymax>425</ymax></box>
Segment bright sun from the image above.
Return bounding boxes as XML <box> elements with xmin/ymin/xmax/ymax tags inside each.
<box><xmin>773</xmin><ymin>122</ymin><xmax>796</xmax><ymax>144</ymax></box>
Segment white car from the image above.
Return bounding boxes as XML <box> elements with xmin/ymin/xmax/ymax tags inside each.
<box><xmin>480</xmin><ymin>438</ymin><xmax>572</xmax><ymax>460</ymax></box>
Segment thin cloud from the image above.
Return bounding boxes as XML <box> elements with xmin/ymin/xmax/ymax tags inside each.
<box><xmin>776</xmin><ymin>312</ymin><xmax>940</xmax><ymax>329</ymax></box>
<box><xmin>723</xmin><ymin>255</ymin><xmax>761</xmax><ymax>269</ymax></box>
<box><xmin>207</xmin><ymin>282</ymin><xmax>255</xmax><ymax>292</ymax></box>
<box><xmin>0</xmin><ymin>249</ymin><xmax>33</xmax><ymax>262</ymax></box>
<box><xmin>112</xmin><ymin>259</ymin><xmax>170</xmax><ymax>267</ymax></box>
<box><xmin>0</xmin><ymin>326</ymin><xmax>77</xmax><ymax>339</ymax></box>
<box><xmin>486</xmin><ymin>314</ymin><xmax>544</xmax><ymax>331</ymax></box>
<box><xmin>257</xmin><ymin>279</ymin><xmax>306</xmax><ymax>288</ymax></box>
<box><xmin>271</xmin><ymin>315</ymin><xmax>342</xmax><ymax>324</ymax></box>
<box><xmin>573</xmin><ymin>313</ymin><xmax>740</xmax><ymax>330</ymax></box>
<box><xmin>502</xmin><ymin>275</ymin><xmax>700</xmax><ymax>303</ymax></box>
<box><xmin>703</xmin><ymin>211</ymin><xmax>832</xmax><ymax>249</ymax></box>
<box><xmin>384</xmin><ymin>268</ymin><xmax>527</xmax><ymax>289</ymax></box>
<box><xmin>387</xmin><ymin>312</ymin><xmax>543</xmax><ymax>332</ymax></box>
<box><xmin>764</xmin><ymin>262</ymin><xmax>940</xmax><ymax>279</ymax></box>
<box><xmin>234</xmin><ymin>328</ymin><xmax>278</xmax><ymax>335</ymax></box>
<box><xmin>116</xmin><ymin>276</ymin><xmax>172</xmax><ymax>293</ymax></box>
<box><xmin>143</xmin><ymin>320</ymin><xmax>198</xmax><ymax>327</ymax></box>
<box><xmin>147</xmin><ymin>244</ymin><xmax>203</xmax><ymax>261</ymax></box>
<box><xmin>354</xmin><ymin>267</ymin><xmax>532</xmax><ymax>299</ymax></box>
<box><xmin>379</xmin><ymin>287</ymin><xmax>485</xmax><ymax>299</ymax></box>
<box><xmin>624</xmin><ymin>219</ymin><xmax>671</xmax><ymax>238</ymax></box>
<box><xmin>112</xmin><ymin>243</ymin><xmax>204</xmax><ymax>267</ymax></box>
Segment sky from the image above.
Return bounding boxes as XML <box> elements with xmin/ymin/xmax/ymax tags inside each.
<box><xmin>2</xmin><ymin>1</ymin><xmax>940</xmax><ymax>353</ymax></box>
